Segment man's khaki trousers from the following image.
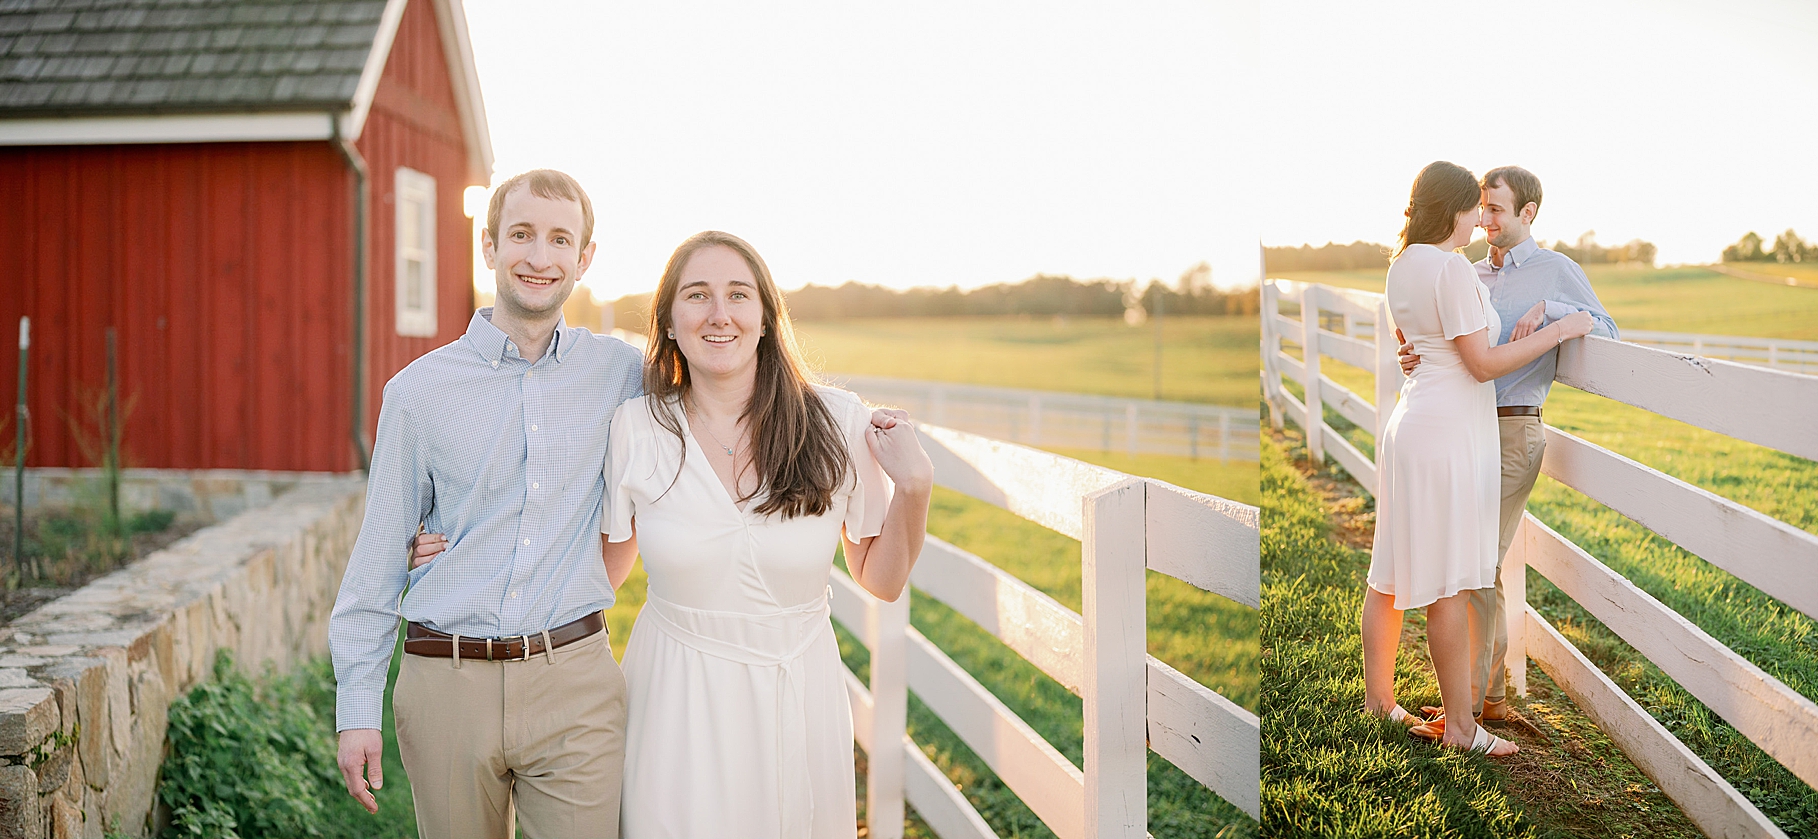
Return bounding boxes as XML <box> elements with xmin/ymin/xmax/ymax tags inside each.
<box><xmin>394</xmin><ymin>624</ymin><xmax>627</xmax><ymax>839</ymax></box>
<box><xmin>1467</xmin><ymin>415</ymin><xmax>1547</xmax><ymax>714</ymax></box>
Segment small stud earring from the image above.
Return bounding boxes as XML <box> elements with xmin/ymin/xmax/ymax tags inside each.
<box><xmin>666</xmin><ymin>329</ymin><xmax>676</xmax><ymax>340</ymax></box>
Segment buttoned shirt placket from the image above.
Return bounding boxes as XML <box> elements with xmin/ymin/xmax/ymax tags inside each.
<box><xmin>500</xmin><ymin>332</ymin><xmax>558</xmax><ymax>639</ymax></box>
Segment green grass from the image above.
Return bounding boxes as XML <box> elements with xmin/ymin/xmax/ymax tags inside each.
<box><xmin>1271</xmin><ymin>304</ymin><xmax>1818</xmax><ymax>833</ymax></box>
<box><xmin>793</xmin><ymin>314</ymin><xmax>1258</xmax><ymax>407</ymax></box>
<box><xmin>1269</xmin><ymin>264</ymin><xmax>1818</xmax><ymax>339</ymax></box>
<box><xmin>1260</xmin><ymin>432</ymin><xmax>1705</xmax><ymax>839</ymax></box>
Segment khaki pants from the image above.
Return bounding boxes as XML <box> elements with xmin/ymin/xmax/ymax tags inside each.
<box><xmin>394</xmin><ymin>624</ymin><xmax>627</xmax><ymax>839</ymax></box>
<box><xmin>1466</xmin><ymin>416</ymin><xmax>1546</xmax><ymax>713</ymax></box>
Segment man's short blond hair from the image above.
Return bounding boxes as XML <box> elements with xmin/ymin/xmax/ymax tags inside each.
<box><xmin>486</xmin><ymin>169</ymin><xmax>595</xmax><ymax>250</ymax></box>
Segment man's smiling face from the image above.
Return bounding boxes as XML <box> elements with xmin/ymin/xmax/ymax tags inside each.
<box><xmin>1480</xmin><ymin>181</ymin><xmax>1533</xmax><ymax>252</ymax></box>
<box><xmin>482</xmin><ymin>185</ymin><xmax>595</xmax><ymax>320</ymax></box>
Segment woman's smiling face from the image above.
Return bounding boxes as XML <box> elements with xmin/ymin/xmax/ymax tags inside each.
<box><xmin>670</xmin><ymin>244</ymin><xmax>765</xmax><ymax>381</ymax></box>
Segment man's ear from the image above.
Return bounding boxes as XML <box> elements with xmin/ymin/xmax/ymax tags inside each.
<box><xmin>576</xmin><ymin>240</ymin><xmax>598</xmax><ymax>276</ymax></box>
<box><xmin>480</xmin><ymin>227</ymin><xmax>497</xmax><ymax>270</ymax></box>
<box><xmin>1521</xmin><ymin>202</ymin><xmax>1538</xmax><ymax>225</ymax></box>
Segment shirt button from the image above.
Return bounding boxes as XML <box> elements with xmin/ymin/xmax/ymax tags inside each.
<box><xmin>527</xmin><ymin>371</ymin><xmax>534</xmax><ymax>378</ymax></box>
<box><xmin>510</xmin><ymin>591</ymin><xmax>519</xmax><ymax>599</ymax></box>
<box><xmin>532</xmin><ymin>482</ymin><xmax>540</xmax><ymax>489</ymax></box>
<box><xmin>531</xmin><ymin>424</ymin><xmax>538</xmax><ymax>431</ymax></box>
<box><xmin>522</xmin><ymin>538</ymin><xmax>531</xmax><ymax>546</ymax></box>
<box><xmin>491</xmin><ymin>361</ymin><xmax>499</xmax><ymax>369</ymax></box>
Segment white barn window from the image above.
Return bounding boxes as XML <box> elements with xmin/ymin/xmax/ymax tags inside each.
<box><xmin>394</xmin><ymin>167</ymin><xmax>438</xmax><ymax>337</ymax></box>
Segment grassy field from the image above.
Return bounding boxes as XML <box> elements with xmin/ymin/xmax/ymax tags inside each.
<box><xmin>792</xmin><ymin>314</ymin><xmax>1258</xmax><ymax>407</ymax></box>
<box><xmin>1270</xmin><ymin>264</ymin><xmax>1818</xmax><ymax>339</ymax></box>
<box><xmin>1268</xmin><ymin>272</ymin><xmax>1818</xmax><ymax>833</ymax></box>
<box><xmin>1261</xmin><ymin>431</ymin><xmax>1704</xmax><ymax>839</ymax></box>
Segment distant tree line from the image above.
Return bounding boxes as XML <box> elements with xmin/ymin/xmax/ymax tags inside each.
<box><xmin>1265</xmin><ymin>232</ymin><xmax>1657</xmax><ymax>274</ymax></box>
<box><xmin>1722</xmin><ymin>229</ymin><xmax>1812</xmax><ymax>263</ymax></box>
<box><xmin>595</xmin><ymin>262</ymin><xmax>1258</xmax><ymax>327</ymax></box>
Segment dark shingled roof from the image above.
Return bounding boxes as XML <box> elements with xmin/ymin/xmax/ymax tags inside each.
<box><xmin>0</xmin><ymin>0</ymin><xmax>389</xmax><ymax>117</ymax></box>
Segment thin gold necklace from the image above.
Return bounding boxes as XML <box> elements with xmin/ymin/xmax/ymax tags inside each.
<box><xmin>686</xmin><ymin>397</ymin><xmax>741</xmax><ymax>457</ymax></box>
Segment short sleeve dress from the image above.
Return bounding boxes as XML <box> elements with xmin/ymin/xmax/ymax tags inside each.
<box><xmin>602</xmin><ymin>385</ymin><xmax>890</xmax><ymax>839</ymax></box>
<box><xmin>1367</xmin><ymin>244</ymin><xmax>1503</xmax><ymax>610</ymax></box>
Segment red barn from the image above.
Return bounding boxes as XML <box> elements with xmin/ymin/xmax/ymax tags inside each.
<box><xmin>0</xmin><ymin>0</ymin><xmax>493</xmax><ymax>473</ymax></box>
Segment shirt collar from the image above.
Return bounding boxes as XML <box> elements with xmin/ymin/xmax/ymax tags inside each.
<box><xmin>1504</xmin><ymin>236</ymin><xmax>1540</xmax><ymax>269</ymax></box>
<box><xmin>466</xmin><ymin>307</ymin><xmax>573</xmax><ymax>365</ymax></box>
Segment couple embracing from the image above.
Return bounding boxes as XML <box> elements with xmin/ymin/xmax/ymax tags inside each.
<box><xmin>1362</xmin><ymin>163</ymin><xmax>1618</xmax><ymax>755</ymax></box>
<box><xmin>328</xmin><ymin>169</ymin><xmax>934</xmax><ymax>838</ymax></box>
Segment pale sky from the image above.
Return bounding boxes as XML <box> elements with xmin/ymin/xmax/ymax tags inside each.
<box><xmin>1261</xmin><ymin>0</ymin><xmax>1818</xmax><ymax>266</ymax></box>
<box><xmin>461</xmin><ymin>1</ymin><xmax>1261</xmax><ymax>300</ymax></box>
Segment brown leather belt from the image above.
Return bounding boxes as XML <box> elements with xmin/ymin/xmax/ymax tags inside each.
<box><xmin>1497</xmin><ymin>406</ymin><xmax>1542</xmax><ymax>418</ymax></box>
<box><xmin>403</xmin><ymin>612</ymin><xmax>605</xmax><ymax>661</ymax></box>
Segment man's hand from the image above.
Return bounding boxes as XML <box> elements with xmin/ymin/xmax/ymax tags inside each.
<box><xmin>338</xmin><ymin>729</ymin><xmax>385</xmax><ymax>814</ymax></box>
<box><xmin>1395</xmin><ymin>328</ymin><xmax>1421</xmax><ymax>376</ymax></box>
<box><xmin>1509</xmin><ymin>301</ymin><xmax>1547</xmax><ymax>341</ymax></box>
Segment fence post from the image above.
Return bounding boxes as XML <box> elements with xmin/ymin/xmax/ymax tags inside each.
<box><xmin>1125</xmin><ymin>403</ymin><xmax>1138</xmax><ymax>458</ymax></box>
<box><xmin>1262</xmin><ymin>283</ymin><xmax>1283</xmax><ymax>430</ymax></box>
<box><xmin>866</xmin><ymin>587</ymin><xmax>909</xmax><ymax>838</ymax></box>
<box><xmin>1083</xmin><ymin>479</ymin><xmax>1147</xmax><ymax>838</ymax></box>
<box><xmin>1504</xmin><ymin>516</ymin><xmax>1529</xmax><ymax>698</ymax></box>
<box><xmin>1300</xmin><ymin>285</ymin><xmax>1324</xmax><ymax>466</ymax></box>
<box><xmin>1218</xmin><ymin>411</ymin><xmax>1230</xmax><ymax>465</ymax></box>
<box><xmin>1374</xmin><ymin>299</ymin><xmax>1399</xmax><ymax>442</ymax></box>
<box><xmin>1029</xmin><ymin>394</ymin><xmax>1042</xmax><ymax>447</ymax></box>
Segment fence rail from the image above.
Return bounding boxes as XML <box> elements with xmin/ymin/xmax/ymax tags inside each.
<box><xmin>1619</xmin><ymin>330</ymin><xmax>1818</xmax><ymax>377</ymax></box>
<box><xmin>832</xmin><ymin>423</ymin><xmax>1260</xmax><ymax>838</ymax></box>
<box><xmin>1262</xmin><ymin>278</ymin><xmax>1818</xmax><ymax>839</ymax></box>
<box><xmin>829</xmin><ymin>374</ymin><xmax>1259</xmax><ymax>463</ymax></box>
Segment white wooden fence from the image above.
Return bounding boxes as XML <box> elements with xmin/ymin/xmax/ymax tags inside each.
<box><xmin>1263</xmin><ymin>279</ymin><xmax>1818</xmax><ymax>839</ymax></box>
<box><xmin>829</xmin><ymin>374</ymin><xmax>1260</xmax><ymax>463</ymax></box>
<box><xmin>830</xmin><ymin>424</ymin><xmax>1261</xmax><ymax>838</ymax></box>
<box><xmin>1319</xmin><ymin>316</ymin><xmax>1818</xmax><ymax>377</ymax></box>
<box><xmin>1620</xmin><ymin>330</ymin><xmax>1818</xmax><ymax>377</ymax></box>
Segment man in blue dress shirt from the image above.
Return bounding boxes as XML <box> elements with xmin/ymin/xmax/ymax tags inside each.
<box><xmin>1402</xmin><ymin>166</ymin><xmax>1618</xmax><ymax>723</ymax></box>
<box><xmin>329</xmin><ymin>169</ymin><xmax>645</xmax><ymax>838</ymax></box>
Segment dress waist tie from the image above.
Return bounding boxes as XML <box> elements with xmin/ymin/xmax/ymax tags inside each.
<box><xmin>642</xmin><ymin>588</ymin><xmax>831</xmax><ymax>838</ymax></box>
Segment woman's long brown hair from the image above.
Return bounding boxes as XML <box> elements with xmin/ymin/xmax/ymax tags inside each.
<box><xmin>644</xmin><ymin>231</ymin><xmax>850</xmax><ymax>519</ymax></box>
<box><xmin>1395</xmin><ymin>161</ymin><xmax>1480</xmax><ymax>257</ymax></box>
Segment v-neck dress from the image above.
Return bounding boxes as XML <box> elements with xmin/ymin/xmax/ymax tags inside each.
<box><xmin>602</xmin><ymin>386</ymin><xmax>890</xmax><ymax>839</ymax></box>
<box><xmin>1368</xmin><ymin>244</ymin><xmax>1503</xmax><ymax>610</ymax></box>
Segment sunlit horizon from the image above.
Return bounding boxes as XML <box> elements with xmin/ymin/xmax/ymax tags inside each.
<box><xmin>1260</xmin><ymin>0</ymin><xmax>1818</xmax><ymax>267</ymax></box>
<box><xmin>461</xmin><ymin>1</ymin><xmax>1260</xmax><ymax>301</ymax></box>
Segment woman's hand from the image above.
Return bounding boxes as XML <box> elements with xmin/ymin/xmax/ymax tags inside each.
<box><xmin>1555</xmin><ymin>310</ymin><xmax>1593</xmax><ymax>342</ymax></box>
<box><xmin>409</xmin><ymin>532</ymin><xmax>446</xmax><ymax>570</ymax></box>
<box><xmin>866</xmin><ymin>412</ymin><xmax>933</xmax><ymax>496</ymax></box>
<box><xmin>1508</xmin><ymin>301</ymin><xmax>1548</xmax><ymax>341</ymax></box>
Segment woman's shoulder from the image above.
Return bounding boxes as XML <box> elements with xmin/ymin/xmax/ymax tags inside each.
<box><xmin>811</xmin><ymin>384</ymin><xmax>868</xmax><ymax>425</ymax></box>
<box><xmin>610</xmin><ymin>394</ymin><xmax>662</xmax><ymax>434</ymax></box>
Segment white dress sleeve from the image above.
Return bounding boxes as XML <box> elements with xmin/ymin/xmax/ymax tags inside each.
<box><xmin>1435</xmin><ymin>253</ymin><xmax>1489</xmax><ymax>340</ymax></box>
<box><xmin>836</xmin><ymin>390</ymin><xmax>892</xmax><ymax>541</ymax></box>
<box><xmin>602</xmin><ymin>398</ymin><xmax>640</xmax><ymax>542</ymax></box>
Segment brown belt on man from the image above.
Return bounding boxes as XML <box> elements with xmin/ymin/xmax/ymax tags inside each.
<box><xmin>1496</xmin><ymin>406</ymin><xmax>1542</xmax><ymax>418</ymax></box>
<box><xmin>403</xmin><ymin>611</ymin><xmax>605</xmax><ymax>661</ymax></box>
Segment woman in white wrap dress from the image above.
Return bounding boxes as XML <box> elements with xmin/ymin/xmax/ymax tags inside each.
<box><xmin>603</xmin><ymin>231</ymin><xmax>929</xmax><ymax>837</ymax></box>
<box><xmin>1360</xmin><ymin>162</ymin><xmax>1591</xmax><ymax>757</ymax></box>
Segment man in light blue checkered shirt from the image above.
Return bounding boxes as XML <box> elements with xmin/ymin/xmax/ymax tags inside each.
<box><xmin>329</xmin><ymin>170</ymin><xmax>643</xmax><ymax>838</ymax></box>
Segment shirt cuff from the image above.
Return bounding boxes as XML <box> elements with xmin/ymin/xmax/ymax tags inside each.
<box><xmin>1543</xmin><ymin>300</ymin><xmax>1579</xmax><ymax>322</ymax></box>
<box><xmin>336</xmin><ymin>688</ymin><xmax>385</xmax><ymax>732</ymax></box>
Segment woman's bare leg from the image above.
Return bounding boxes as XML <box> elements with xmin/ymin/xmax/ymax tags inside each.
<box><xmin>1361</xmin><ymin>587</ymin><xmax>1404</xmax><ymax>715</ymax></box>
<box><xmin>1429</xmin><ymin>592</ymin><xmax>1514</xmax><ymax>753</ymax></box>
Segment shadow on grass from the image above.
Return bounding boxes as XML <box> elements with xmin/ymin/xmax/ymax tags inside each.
<box><xmin>1261</xmin><ymin>431</ymin><xmax>1703</xmax><ymax>839</ymax></box>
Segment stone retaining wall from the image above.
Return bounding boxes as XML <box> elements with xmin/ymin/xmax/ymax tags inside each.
<box><xmin>0</xmin><ymin>478</ymin><xmax>365</xmax><ymax>838</ymax></box>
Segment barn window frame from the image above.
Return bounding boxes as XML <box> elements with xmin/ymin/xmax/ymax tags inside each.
<box><xmin>394</xmin><ymin>167</ymin><xmax>438</xmax><ymax>337</ymax></box>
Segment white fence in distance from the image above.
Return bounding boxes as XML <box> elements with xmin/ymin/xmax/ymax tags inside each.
<box><xmin>828</xmin><ymin>374</ymin><xmax>1259</xmax><ymax>463</ymax></box>
<box><xmin>831</xmin><ymin>424</ymin><xmax>1261</xmax><ymax>838</ymax></box>
<box><xmin>1262</xmin><ymin>279</ymin><xmax>1818</xmax><ymax>839</ymax></box>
